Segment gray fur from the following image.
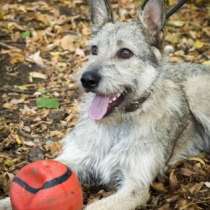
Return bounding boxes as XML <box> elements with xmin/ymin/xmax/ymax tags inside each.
<box><xmin>89</xmin><ymin>0</ymin><xmax>113</xmax><ymax>33</ymax></box>
<box><xmin>1</xmin><ymin>0</ymin><xmax>210</xmax><ymax>210</ymax></box>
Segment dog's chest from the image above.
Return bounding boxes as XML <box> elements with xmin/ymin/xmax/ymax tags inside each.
<box><xmin>82</xmin><ymin>120</ymin><xmax>134</xmax><ymax>156</ymax></box>
<box><xmin>80</xmin><ymin>117</ymin><xmax>153</xmax><ymax>185</ymax></box>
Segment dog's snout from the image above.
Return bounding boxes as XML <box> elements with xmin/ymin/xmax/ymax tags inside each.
<box><xmin>81</xmin><ymin>71</ymin><xmax>101</xmax><ymax>90</ymax></box>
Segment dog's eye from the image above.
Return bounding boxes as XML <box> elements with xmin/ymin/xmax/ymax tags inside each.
<box><xmin>117</xmin><ymin>48</ymin><xmax>134</xmax><ymax>59</ymax></box>
<box><xmin>91</xmin><ymin>45</ymin><xmax>98</xmax><ymax>55</ymax></box>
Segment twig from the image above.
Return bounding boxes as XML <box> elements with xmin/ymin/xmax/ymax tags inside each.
<box><xmin>166</xmin><ymin>0</ymin><xmax>188</xmax><ymax>19</ymax></box>
<box><xmin>0</xmin><ymin>87</ymin><xmax>34</xmax><ymax>94</ymax></box>
<box><xmin>0</xmin><ymin>42</ymin><xmax>22</xmax><ymax>52</ymax></box>
<box><xmin>18</xmin><ymin>129</ymin><xmax>37</xmax><ymax>140</ymax></box>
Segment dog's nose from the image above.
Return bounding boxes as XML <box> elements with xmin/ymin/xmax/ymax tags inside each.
<box><xmin>81</xmin><ymin>71</ymin><xmax>101</xmax><ymax>90</ymax></box>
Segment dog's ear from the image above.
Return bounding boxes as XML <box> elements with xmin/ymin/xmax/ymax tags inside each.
<box><xmin>139</xmin><ymin>0</ymin><xmax>165</xmax><ymax>48</ymax></box>
<box><xmin>88</xmin><ymin>0</ymin><xmax>113</xmax><ymax>33</ymax></box>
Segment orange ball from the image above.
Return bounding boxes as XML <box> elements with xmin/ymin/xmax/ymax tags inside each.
<box><xmin>10</xmin><ymin>160</ymin><xmax>83</xmax><ymax>210</ymax></box>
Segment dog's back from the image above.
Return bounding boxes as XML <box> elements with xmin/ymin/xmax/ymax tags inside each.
<box><xmin>157</xmin><ymin>62</ymin><xmax>210</xmax><ymax>164</ymax></box>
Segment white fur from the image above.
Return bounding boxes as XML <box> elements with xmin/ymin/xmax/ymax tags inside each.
<box><xmin>53</xmin><ymin>78</ymin><xmax>188</xmax><ymax>210</ymax></box>
<box><xmin>139</xmin><ymin>64</ymin><xmax>158</xmax><ymax>92</ymax></box>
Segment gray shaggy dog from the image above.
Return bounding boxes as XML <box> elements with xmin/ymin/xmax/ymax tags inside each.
<box><xmin>1</xmin><ymin>0</ymin><xmax>210</xmax><ymax>209</ymax></box>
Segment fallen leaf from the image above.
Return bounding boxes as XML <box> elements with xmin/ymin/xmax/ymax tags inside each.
<box><xmin>189</xmin><ymin>157</ymin><xmax>206</xmax><ymax>166</ymax></box>
<box><xmin>4</xmin><ymin>159</ymin><xmax>15</xmax><ymax>167</ymax></box>
<box><xmin>168</xmin><ymin>20</ymin><xmax>185</xmax><ymax>27</ymax></box>
<box><xmin>194</xmin><ymin>40</ymin><xmax>204</xmax><ymax>49</ymax></box>
<box><xmin>189</xmin><ymin>182</ymin><xmax>203</xmax><ymax>193</ymax></box>
<box><xmin>9</xmin><ymin>51</ymin><xmax>25</xmax><ymax>64</ymax></box>
<box><xmin>169</xmin><ymin>169</ymin><xmax>179</xmax><ymax>190</ymax></box>
<box><xmin>36</xmin><ymin>97</ymin><xmax>60</xmax><ymax>109</ymax></box>
<box><xmin>28</xmin><ymin>147</ymin><xmax>44</xmax><ymax>162</ymax></box>
<box><xmin>29</xmin><ymin>71</ymin><xmax>47</xmax><ymax>82</ymax></box>
<box><xmin>151</xmin><ymin>182</ymin><xmax>167</xmax><ymax>193</ymax></box>
<box><xmin>21</xmin><ymin>31</ymin><xmax>31</xmax><ymax>39</ymax></box>
<box><xmin>203</xmin><ymin>60</ymin><xmax>210</xmax><ymax>65</ymax></box>
<box><xmin>165</xmin><ymin>34</ymin><xmax>179</xmax><ymax>44</ymax></box>
<box><xmin>28</xmin><ymin>51</ymin><xmax>45</xmax><ymax>67</ymax></box>
<box><xmin>45</xmin><ymin>142</ymin><xmax>62</xmax><ymax>154</ymax></box>
<box><xmin>59</xmin><ymin>34</ymin><xmax>77</xmax><ymax>51</ymax></box>
<box><xmin>180</xmin><ymin>168</ymin><xmax>195</xmax><ymax>177</ymax></box>
<box><xmin>204</xmin><ymin>182</ymin><xmax>210</xmax><ymax>188</ymax></box>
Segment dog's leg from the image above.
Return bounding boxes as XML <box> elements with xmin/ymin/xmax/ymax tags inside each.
<box><xmin>85</xmin><ymin>181</ymin><xmax>149</xmax><ymax>210</ymax></box>
<box><xmin>84</xmin><ymin>144</ymin><xmax>165</xmax><ymax>210</ymax></box>
<box><xmin>0</xmin><ymin>197</ymin><xmax>11</xmax><ymax>210</ymax></box>
<box><xmin>55</xmin><ymin>129</ymin><xmax>95</xmax><ymax>183</ymax></box>
<box><xmin>55</xmin><ymin>136</ymin><xmax>85</xmax><ymax>173</ymax></box>
<box><xmin>184</xmin><ymin>75</ymin><xmax>210</xmax><ymax>147</ymax></box>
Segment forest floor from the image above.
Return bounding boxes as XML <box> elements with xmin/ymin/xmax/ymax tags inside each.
<box><xmin>0</xmin><ymin>0</ymin><xmax>210</xmax><ymax>209</ymax></box>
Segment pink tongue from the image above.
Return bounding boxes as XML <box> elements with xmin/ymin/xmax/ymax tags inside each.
<box><xmin>89</xmin><ymin>95</ymin><xmax>110</xmax><ymax>120</ymax></box>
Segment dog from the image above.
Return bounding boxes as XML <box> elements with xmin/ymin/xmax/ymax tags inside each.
<box><xmin>1</xmin><ymin>0</ymin><xmax>210</xmax><ymax>209</ymax></box>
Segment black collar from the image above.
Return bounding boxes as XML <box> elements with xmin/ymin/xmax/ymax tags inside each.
<box><xmin>124</xmin><ymin>90</ymin><xmax>152</xmax><ymax>113</ymax></box>
<box><xmin>124</xmin><ymin>66</ymin><xmax>161</xmax><ymax>113</ymax></box>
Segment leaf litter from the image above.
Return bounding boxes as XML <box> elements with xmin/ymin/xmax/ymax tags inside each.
<box><xmin>0</xmin><ymin>0</ymin><xmax>209</xmax><ymax>209</ymax></box>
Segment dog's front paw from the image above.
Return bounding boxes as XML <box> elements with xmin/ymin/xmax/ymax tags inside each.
<box><xmin>84</xmin><ymin>187</ymin><xmax>150</xmax><ymax>210</ymax></box>
<box><xmin>0</xmin><ymin>197</ymin><xmax>12</xmax><ymax>210</ymax></box>
<box><xmin>84</xmin><ymin>201</ymin><xmax>111</xmax><ymax>210</ymax></box>
<box><xmin>84</xmin><ymin>199</ymin><xmax>128</xmax><ymax>210</ymax></box>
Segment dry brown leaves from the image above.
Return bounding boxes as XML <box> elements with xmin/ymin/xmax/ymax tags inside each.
<box><xmin>0</xmin><ymin>0</ymin><xmax>209</xmax><ymax>209</ymax></box>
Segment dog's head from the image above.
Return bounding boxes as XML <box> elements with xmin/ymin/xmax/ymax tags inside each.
<box><xmin>80</xmin><ymin>0</ymin><xmax>166</xmax><ymax>121</ymax></box>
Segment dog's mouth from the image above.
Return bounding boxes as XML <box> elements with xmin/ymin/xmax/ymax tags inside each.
<box><xmin>89</xmin><ymin>91</ymin><xmax>125</xmax><ymax>120</ymax></box>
